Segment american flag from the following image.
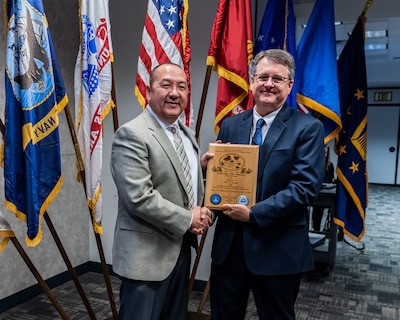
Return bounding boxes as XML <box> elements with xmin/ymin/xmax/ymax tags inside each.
<box><xmin>135</xmin><ymin>0</ymin><xmax>192</xmax><ymax>127</ymax></box>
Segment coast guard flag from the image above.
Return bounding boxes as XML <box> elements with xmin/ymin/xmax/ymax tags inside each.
<box><xmin>207</xmin><ymin>0</ymin><xmax>253</xmax><ymax>133</ymax></box>
<box><xmin>295</xmin><ymin>0</ymin><xmax>341</xmax><ymax>143</ymax></box>
<box><xmin>253</xmin><ymin>0</ymin><xmax>296</xmax><ymax>108</ymax></box>
<box><xmin>135</xmin><ymin>0</ymin><xmax>193</xmax><ymax>127</ymax></box>
<box><xmin>334</xmin><ymin>16</ymin><xmax>368</xmax><ymax>241</ymax></box>
<box><xmin>3</xmin><ymin>0</ymin><xmax>67</xmax><ymax>246</ymax></box>
<box><xmin>75</xmin><ymin>0</ymin><xmax>114</xmax><ymax>234</ymax></box>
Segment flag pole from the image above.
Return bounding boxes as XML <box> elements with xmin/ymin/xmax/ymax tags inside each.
<box><xmin>10</xmin><ymin>235</ymin><xmax>71</xmax><ymax>319</ymax></box>
<box><xmin>0</xmin><ymin>213</ymin><xmax>69</xmax><ymax>319</ymax></box>
<box><xmin>187</xmin><ymin>66</ymin><xmax>214</xmax><ymax>318</ymax></box>
<box><xmin>63</xmin><ymin>104</ymin><xmax>119</xmax><ymax>319</ymax></box>
<box><xmin>194</xmin><ymin>66</ymin><xmax>213</xmax><ymax>140</ymax></box>
<box><xmin>188</xmin><ymin>228</ymin><xmax>208</xmax><ymax>294</ymax></box>
<box><xmin>0</xmin><ymin>118</ymin><xmax>96</xmax><ymax>320</ymax></box>
<box><xmin>103</xmin><ymin>62</ymin><xmax>120</xmax><ymax>320</ymax></box>
<box><xmin>73</xmin><ymin>2</ymin><xmax>117</xmax><ymax>315</ymax></box>
<box><xmin>43</xmin><ymin>214</ymin><xmax>97</xmax><ymax>319</ymax></box>
<box><xmin>111</xmin><ymin>64</ymin><xmax>119</xmax><ymax>132</ymax></box>
<box><xmin>361</xmin><ymin>0</ymin><xmax>374</xmax><ymax>16</ymax></box>
<box><xmin>189</xmin><ymin>65</ymin><xmax>212</xmax><ymax>297</ymax></box>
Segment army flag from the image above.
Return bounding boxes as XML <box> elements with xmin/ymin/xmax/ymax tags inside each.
<box><xmin>75</xmin><ymin>0</ymin><xmax>114</xmax><ymax>234</ymax></box>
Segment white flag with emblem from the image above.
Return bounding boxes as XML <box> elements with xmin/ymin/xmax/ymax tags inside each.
<box><xmin>74</xmin><ymin>0</ymin><xmax>114</xmax><ymax>234</ymax></box>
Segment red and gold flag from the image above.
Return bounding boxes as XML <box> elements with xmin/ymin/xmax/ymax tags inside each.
<box><xmin>206</xmin><ymin>0</ymin><xmax>253</xmax><ymax>133</ymax></box>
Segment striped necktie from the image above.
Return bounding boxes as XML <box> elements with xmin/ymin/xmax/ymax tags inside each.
<box><xmin>170</xmin><ymin>125</ymin><xmax>194</xmax><ymax>209</ymax></box>
<box><xmin>252</xmin><ymin>118</ymin><xmax>265</xmax><ymax>145</ymax></box>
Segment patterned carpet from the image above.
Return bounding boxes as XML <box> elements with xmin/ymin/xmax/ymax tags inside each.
<box><xmin>1</xmin><ymin>184</ymin><xmax>399</xmax><ymax>320</ymax></box>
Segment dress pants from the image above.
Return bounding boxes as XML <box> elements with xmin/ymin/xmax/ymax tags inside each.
<box><xmin>210</xmin><ymin>225</ymin><xmax>301</xmax><ymax>320</ymax></box>
<box><xmin>118</xmin><ymin>233</ymin><xmax>192</xmax><ymax>320</ymax></box>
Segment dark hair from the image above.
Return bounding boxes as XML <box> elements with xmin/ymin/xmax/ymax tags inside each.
<box><xmin>149</xmin><ymin>62</ymin><xmax>184</xmax><ymax>87</ymax></box>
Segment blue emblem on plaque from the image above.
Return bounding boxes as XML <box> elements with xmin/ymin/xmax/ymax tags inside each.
<box><xmin>237</xmin><ymin>195</ymin><xmax>249</xmax><ymax>206</ymax></box>
<box><xmin>211</xmin><ymin>194</ymin><xmax>222</xmax><ymax>205</ymax></box>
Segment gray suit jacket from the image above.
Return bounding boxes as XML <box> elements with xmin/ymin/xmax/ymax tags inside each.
<box><xmin>110</xmin><ymin>107</ymin><xmax>204</xmax><ymax>281</ymax></box>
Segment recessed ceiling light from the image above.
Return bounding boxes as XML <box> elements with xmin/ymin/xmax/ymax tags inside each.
<box><xmin>365</xmin><ymin>30</ymin><xmax>388</xmax><ymax>38</ymax></box>
<box><xmin>365</xmin><ymin>43</ymin><xmax>388</xmax><ymax>51</ymax></box>
<box><xmin>302</xmin><ymin>21</ymin><xmax>342</xmax><ymax>28</ymax></box>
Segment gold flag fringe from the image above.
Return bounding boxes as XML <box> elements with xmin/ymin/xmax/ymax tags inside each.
<box><xmin>0</xmin><ymin>229</ymin><xmax>15</xmax><ymax>254</ymax></box>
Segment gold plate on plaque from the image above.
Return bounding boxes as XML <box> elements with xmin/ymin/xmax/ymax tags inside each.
<box><xmin>204</xmin><ymin>143</ymin><xmax>259</xmax><ymax>209</ymax></box>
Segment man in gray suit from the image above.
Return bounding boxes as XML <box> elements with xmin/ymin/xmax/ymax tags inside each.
<box><xmin>110</xmin><ymin>62</ymin><xmax>212</xmax><ymax>320</ymax></box>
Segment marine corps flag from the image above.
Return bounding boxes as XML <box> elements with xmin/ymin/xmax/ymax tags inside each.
<box><xmin>207</xmin><ymin>0</ymin><xmax>253</xmax><ymax>133</ymax></box>
<box><xmin>334</xmin><ymin>16</ymin><xmax>368</xmax><ymax>241</ymax></box>
<box><xmin>3</xmin><ymin>0</ymin><xmax>67</xmax><ymax>246</ymax></box>
<box><xmin>75</xmin><ymin>0</ymin><xmax>114</xmax><ymax>234</ymax></box>
<box><xmin>294</xmin><ymin>0</ymin><xmax>341</xmax><ymax>143</ymax></box>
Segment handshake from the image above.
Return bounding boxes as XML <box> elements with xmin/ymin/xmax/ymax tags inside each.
<box><xmin>189</xmin><ymin>206</ymin><xmax>213</xmax><ymax>235</ymax></box>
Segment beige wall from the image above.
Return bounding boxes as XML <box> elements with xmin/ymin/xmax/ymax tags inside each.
<box><xmin>0</xmin><ymin>0</ymin><xmax>89</xmax><ymax>300</ymax></box>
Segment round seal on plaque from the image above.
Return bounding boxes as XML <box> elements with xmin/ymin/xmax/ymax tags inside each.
<box><xmin>237</xmin><ymin>195</ymin><xmax>249</xmax><ymax>206</ymax></box>
<box><xmin>210</xmin><ymin>194</ymin><xmax>222</xmax><ymax>205</ymax></box>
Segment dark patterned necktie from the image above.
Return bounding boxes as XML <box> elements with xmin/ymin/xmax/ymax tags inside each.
<box><xmin>252</xmin><ymin>118</ymin><xmax>265</xmax><ymax>145</ymax></box>
<box><xmin>170</xmin><ymin>125</ymin><xmax>194</xmax><ymax>209</ymax></box>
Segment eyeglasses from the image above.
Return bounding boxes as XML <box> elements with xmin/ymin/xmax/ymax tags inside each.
<box><xmin>253</xmin><ymin>74</ymin><xmax>290</xmax><ymax>85</ymax></box>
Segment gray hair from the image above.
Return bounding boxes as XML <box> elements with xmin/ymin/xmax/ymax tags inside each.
<box><xmin>249</xmin><ymin>49</ymin><xmax>295</xmax><ymax>80</ymax></box>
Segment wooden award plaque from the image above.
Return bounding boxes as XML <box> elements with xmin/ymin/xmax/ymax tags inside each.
<box><xmin>204</xmin><ymin>143</ymin><xmax>259</xmax><ymax>209</ymax></box>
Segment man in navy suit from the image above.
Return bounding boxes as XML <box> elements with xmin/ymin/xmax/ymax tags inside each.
<box><xmin>209</xmin><ymin>49</ymin><xmax>325</xmax><ymax>320</ymax></box>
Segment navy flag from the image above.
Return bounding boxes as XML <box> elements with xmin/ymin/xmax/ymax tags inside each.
<box><xmin>253</xmin><ymin>0</ymin><xmax>296</xmax><ymax>108</ymax></box>
<box><xmin>334</xmin><ymin>16</ymin><xmax>368</xmax><ymax>241</ymax></box>
<box><xmin>3</xmin><ymin>0</ymin><xmax>68</xmax><ymax>246</ymax></box>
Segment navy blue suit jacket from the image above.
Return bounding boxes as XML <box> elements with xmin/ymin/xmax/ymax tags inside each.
<box><xmin>212</xmin><ymin>105</ymin><xmax>325</xmax><ymax>276</ymax></box>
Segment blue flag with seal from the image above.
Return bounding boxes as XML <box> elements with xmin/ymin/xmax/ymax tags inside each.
<box><xmin>253</xmin><ymin>0</ymin><xmax>296</xmax><ymax>108</ymax></box>
<box><xmin>294</xmin><ymin>0</ymin><xmax>341</xmax><ymax>143</ymax></box>
<box><xmin>3</xmin><ymin>0</ymin><xmax>68</xmax><ymax>247</ymax></box>
<box><xmin>334</xmin><ymin>16</ymin><xmax>368</xmax><ymax>241</ymax></box>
